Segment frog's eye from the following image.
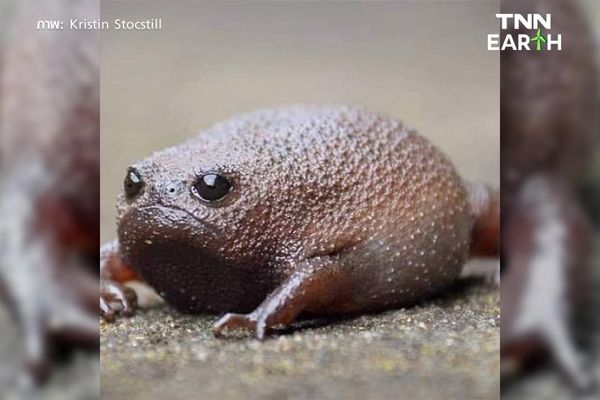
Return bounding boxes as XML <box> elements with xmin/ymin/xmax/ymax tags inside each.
<box><xmin>124</xmin><ymin>167</ymin><xmax>144</xmax><ymax>200</ymax></box>
<box><xmin>192</xmin><ymin>173</ymin><xmax>232</xmax><ymax>203</ymax></box>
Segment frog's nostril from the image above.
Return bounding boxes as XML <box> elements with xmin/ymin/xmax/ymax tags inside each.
<box><xmin>165</xmin><ymin>181</ymin><xmax>181</xmax><ymax>197</ymax></box>
<box><xmin>124</xmin><ymin>167</ymin><xmax>144</xmax><ymax>199</ymax></box>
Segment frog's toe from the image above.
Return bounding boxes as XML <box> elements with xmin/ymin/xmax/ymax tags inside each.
<box><xmin>100</xmin><ymin>280</ymin><xmax>137</xmax><ymax>321</ymax></box>
<box><xmin>100</xmin><ymin>296</ymin><xmax>116</xmax><ymax>322</ymax></box>
<box><xmin>255</xmin><ymin>317</ymin><xmax>269</xmax><ymax>340</ymax></box>
<box><xmin>120</xmin><ymin>288</ymin><xmax>137</xmax><ymax>317</ymax></box>
<box><xmin>213</xmin><ymin>312</ymin><xmax>257</xmax><ymax>337</ymax></box>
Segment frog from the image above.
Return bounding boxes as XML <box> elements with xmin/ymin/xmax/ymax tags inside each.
<box><xmin>100</xmin><ymin>105</ymin><xmax>499</xmax><ymax>340</ymax></box>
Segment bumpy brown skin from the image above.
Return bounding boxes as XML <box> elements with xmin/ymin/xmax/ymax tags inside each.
<box><xmin>501</xmin><ymin>0</ymin><xmax>599</xmax><ymax>392</ymax></box>
<box><xmin>101</xmin><ymin>106</ymin><xmax>498</xmax><ymax>338</ymax></box>
<box><xmin>0</xmin><ymin>0</ymin><xmax>99</xmax><ymax>382</ymax></box>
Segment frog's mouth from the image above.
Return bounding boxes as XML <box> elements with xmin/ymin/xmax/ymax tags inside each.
<box><xmin>150</xmin><ymin>205</ymin><xmax>219</xmax><ymax>236</ymax></box>
<box><xmin>120</xmin><ymin>205</ymin><xmax>217</xmax><ymax>236</ymax></box>
<box><xmin>117</xmin><ymin>205</ymin><xmax>218</xmax><ymax>257</ymax></box>
<box><xmin>117</xmin><ymin>205</ymin><xmax>265</xmax><ymax>314</ymax></box>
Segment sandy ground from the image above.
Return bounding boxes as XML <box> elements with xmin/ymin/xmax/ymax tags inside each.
<box><xmin>100</xmin><ymin>275</ymin><xmax>499</xmax><ymax>400</ymax></box>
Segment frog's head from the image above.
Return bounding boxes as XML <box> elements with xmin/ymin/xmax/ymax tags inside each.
<box><xmin>114</xmin><ymin>133</ymin><xmax>296</xmax><ymax>313</ymax></box>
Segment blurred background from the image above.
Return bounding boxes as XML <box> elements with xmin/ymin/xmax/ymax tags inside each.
<box><xmin>100</xmin><ymin>1</ymin><xmax>499</xmax><ymax>400</ymax></box>
<box><xmin>1</xmin><ymin>0</ymin><xmax>99</xmax><ymax>399</ymax></box>
<box><xmin>500</xmin><ymin>0</ymin><xmax>600</xmax><ymax>399</ymax></box>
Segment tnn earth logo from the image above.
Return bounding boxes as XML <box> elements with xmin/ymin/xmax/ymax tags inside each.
<box><xmin>488</xmin><ymin>14</ymin><xmax>562</xmax><ymax>51</ymax></box>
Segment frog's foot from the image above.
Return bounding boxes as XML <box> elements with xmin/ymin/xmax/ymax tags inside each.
<box><xmin>213</xmin><ymin>312</ymin><xmax>260</xmax><ymax>338</ymax></box>
<box><xmin>213</xmin><ymin>256</ymin><xmax>348</xmax><ymax>340</ymax></box>
<box><xmin>100</xmin><ymin>279</ymin><xmax>137</xmax><ymax>322</ymax></box>
<box><xmin>213</xmin><ymin>309</ymin><xmax>285</xmax><ymax>340</ymax></box>
<box><xmin>100</xmin><ymin>241</ymin><xmax>141</xmax><ymax>322</ymax></box>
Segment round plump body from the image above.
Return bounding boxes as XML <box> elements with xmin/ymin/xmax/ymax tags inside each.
<box><xmin>117</xmin><ymin>106</ymin><xmax>473</xmax><ymax>314</ymax></box>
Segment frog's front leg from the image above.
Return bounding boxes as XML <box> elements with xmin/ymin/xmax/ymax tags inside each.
<box><xmin>100</xmin><ymin>240</ymin><xmax>139</xmax><ymax>322</ymax></box>
<box><xmin>214</xmin><ymin>256</ymin><xmax>349</xmax><ymax>339</ymax></box>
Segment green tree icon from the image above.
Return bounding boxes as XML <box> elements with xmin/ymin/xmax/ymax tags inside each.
<box><xmin>531</xmin><ymin>28</ymin><xmax>547</xmax><ymax>51</ymax></box>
